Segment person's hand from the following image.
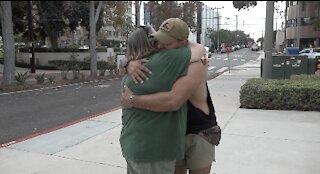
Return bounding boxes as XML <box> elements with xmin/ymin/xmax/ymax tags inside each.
<box><xmin>200</xmin><ymin>56</ymin><xmax>208</xmax><ymax>66</ymax></box>
<box><xmin>121</xmin><ymin>85</ymin><xmax>133</xmax><ymax>108</ymax></box>
<box><xmin>127</xmin><ymin>58</ymin><xmax>151</xmax><ymax>84</ymax></box>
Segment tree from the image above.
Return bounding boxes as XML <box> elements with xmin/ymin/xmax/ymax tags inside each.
<box><xmin>1</xmin><ymin>1</ymin><xmax>15</xmax><ymax>85</ymax></box>
<box><xmin>64</xmin><ymin>1</ymin><xmax>128</xmax><ymax>45</ymax></box>
<box><xmin>104</xmin><ymin>1</ymin><xmax>130</xmax><ymax>33</ymax></box>
<box><xmin>89</xmin><ymin>1</ymin><xmax>103</xmax><ymax>77</ymax></box>
<box><xmin>257</xmin><ymin>37</ymin><xmax>264</xmax><ymax>43</ymax></box>
<box><xmin>181</xmin><ymin>1</ymin><xmax>197</xmax><ymax>30</ymax></box>
<box><xmin>208</xmin><ymin>29</ymin><xmax>249</xmax><ymax>47</ymax></box>
<box><xmin>33</xmin><ymin>1</ymin><xmax>65</xmax><ymax>48</ymax></box>
<box><xmin>233</xmin><ymin>1</ymin><xmax>257</xmax><ymax>10</ymax></box>
<box><xmin>146</xmin><ymin>1</ymin><xmax>196</xmax><ymax>30</ymax></box>
<box><xmin>0</xmin><ymin>1</ymin><xmax>30</xmax><ymax>41</ymax></box>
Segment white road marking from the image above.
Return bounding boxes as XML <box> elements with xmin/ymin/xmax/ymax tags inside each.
<box><xmin>208</xmin><ymin>66</ymin><xmax>216</xmax><ymax>71</ymax></box>
<box><xmin>216</xmin><ymin>67</ymin><xmax>228</xmax><ymax>73</ymax></box>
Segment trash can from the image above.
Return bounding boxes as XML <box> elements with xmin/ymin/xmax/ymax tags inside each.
<box><xmin>271</xmin><ymin>55</ymin><xmax>286</xmax><ymax>79</ymax></box>
<box><xmin>307</xmin><ymin>58</ymin><xmax>317</xmax><ymax>74</ymax></box>
<box><xmin>284</xmin><ymin>55</ymin><xmax>308</xmax><ymax>78</ymax></box>
<box><xmin>271</xmin><ymin>55</ymin><xmax>309</xmax><ymax>79</ymax></box>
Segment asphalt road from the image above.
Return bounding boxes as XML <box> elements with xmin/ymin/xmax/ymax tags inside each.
<box><xmin>0</xmin><ymin>78</ymin><xmax>122</xmax><ymax>144</ymax></box>
<box><xmin>0</xmin><ymin>48</ymin><xmax>261</xmax><ymax>145</ymax></box>
<box><xmin>207</xmin><ymin>48</ymin><xmax>261</xmax><ymax>76</ymax></box>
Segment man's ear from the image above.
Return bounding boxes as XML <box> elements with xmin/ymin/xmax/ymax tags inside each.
<box><xmin>179</xmin><ymin>40</ymin><xmax>188</xmax><ymax>47</ymax></box>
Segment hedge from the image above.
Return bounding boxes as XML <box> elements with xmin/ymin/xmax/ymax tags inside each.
<box><xmin>240</xmin><ymin>74</ymin><xmax>320</xmax><ymax>111</ymax></box>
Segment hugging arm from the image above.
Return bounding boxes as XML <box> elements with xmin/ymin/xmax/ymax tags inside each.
<box><xmin>121</xmin><ymin>60</ymin><xmax>206</xmax><ymax>112</ymax></box>
<box><xmin>120</xmin><ymin>58</ymin><xmax>151</xmax><ymax>84</ymax></box>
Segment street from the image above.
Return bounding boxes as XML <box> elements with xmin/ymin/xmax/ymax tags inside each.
<box><xmin>0</xmin><ymin>48</ymin><xmax>261</xmax><ymax>145</ymax></box>
<box><xmin>207</xmin><ymin>47</ymin><xmax>261</xmax><ymax>79</ymax></box>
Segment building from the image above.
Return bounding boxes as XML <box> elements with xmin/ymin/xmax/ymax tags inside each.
<box><xmin>285</xmin><ymin>1</ymin><xmax>320</xmax><ymax>49</ymax></box>
<box><xmin>198</xmin><ymin>4</ymin><xmax>218</xmax><ymax>48</ymax></box>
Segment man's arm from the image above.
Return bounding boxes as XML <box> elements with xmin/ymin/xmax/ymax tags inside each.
<box><xmin>122</xmin><ymin>60</ymin><xmax>206</xmax><ymax>112</ymax></box>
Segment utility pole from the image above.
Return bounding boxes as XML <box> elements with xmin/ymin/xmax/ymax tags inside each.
<box><xmin>284</xmin><ymin>1</ymin><xmax>288</xmax><ymax>48</ymax></box>
<box><xmin>135</xmin><ymin>1</ymin><xmax>140</xmax><ymax>27</ymax></box>
<box><xmin>262</xmin><ymin>1</ymin><xmax>274</xmax><ymax>78</ymax></box>
<box><xmin>196</xmin><ymin>1</ymin><xmax>202</xmax><ymax>44</ymax></box>
<box><xmin>243</xmin><ymin>20</ymin><xmax>245</xmax><ymax>31</ymax></box>
<box><xmin>27</xmin><ymin>1</ymin><xmax>35</xmax><ymax>73</ymax></box>
<box><xmin>214</xmin><ymin>7</ymin><xmax>223</xmax><ymax>52</ymax></box>
<box><xmin>235</xmin><ymin>14</ymin><xmax>238</xmax><ymax>31</ymax></box>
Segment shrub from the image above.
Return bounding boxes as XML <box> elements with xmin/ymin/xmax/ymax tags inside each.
<box><xmin>98</xmin><ymin>61</ymin><xmax>109</xmax><ymax>76</ymax></box>
<box><xmin>34</xmin><ymin>73</ymin><xmax>46</xmax><ymax>84</ymax></box>
<box><xmin>47</xmin><ymin>76</ymin><xmax>56</xmax><ymax>83</ymax></box>
<box><xmin>15</xmin><ymin>71</ymin><xmax>32</xmax><ymax>85</ymax></box>
<box><xmin>240</xmin><ymin>75</ymin><xmax>320</xmax><ymax>111</ymax></box>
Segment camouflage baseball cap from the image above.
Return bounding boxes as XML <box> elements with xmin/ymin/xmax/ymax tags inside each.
<box><xmin>151</xmin><ymin>18</ymin><xmax>189</xmax><ymax>44</ymax></box>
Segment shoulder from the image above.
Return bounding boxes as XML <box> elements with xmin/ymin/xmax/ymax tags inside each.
<box><xmin>188</xmin><ymin>42</ymin><xmax>205</xmax><ymax>62</ymax></box>
<box><xmin>154</xmin><ymin>46</ymin><xmax>191</xmax><ymax>60</ymax></box>
<box><xmin>189</xmin><ymin>42</ymin><xmax>205</xmax><ymax>53</ymax></box>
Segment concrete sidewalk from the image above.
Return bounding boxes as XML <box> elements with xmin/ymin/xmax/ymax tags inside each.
<box><xmin>1</xmin><ymin>57</ymin><xmax>320</xmax><ymax>174</ymax></box>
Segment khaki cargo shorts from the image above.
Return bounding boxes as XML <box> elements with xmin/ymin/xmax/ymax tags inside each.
<box><xmin>176</xmin><ymin>134</ymin><xmax>215</xmax><ymax>170</ymax></box>
<box><xmin>126</xmin><ymin>160</ymin><xmax>175</xmax><ymax>174</ymax></box>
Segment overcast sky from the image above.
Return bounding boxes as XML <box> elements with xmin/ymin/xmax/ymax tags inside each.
<box><xmin>137</xmin><ymin>1</ymin><xmax>286</xmax><ymax>41</ymax></box>
<box><xmin>202</xmin><ymin>1</ymin><xmax>286</xmax><ymax>40</ymax></box>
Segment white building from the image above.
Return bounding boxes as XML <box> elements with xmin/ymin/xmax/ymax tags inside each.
<box><xmin>198</xmin><ymin>4</ymin><xmax>218</xmax><ymax>48</ymax></box>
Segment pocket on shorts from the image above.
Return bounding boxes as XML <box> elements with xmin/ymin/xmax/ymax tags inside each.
<box><xmin>198</xmin><ymin>125</ymin><xmax>221</xmax><ymax>146</ymax></box>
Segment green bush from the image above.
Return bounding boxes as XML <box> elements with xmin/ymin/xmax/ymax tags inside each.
<box><xmin>240</xmin><ymin>75</ymin><xmax>320</xmax><ymax>111</ymax></box>
<box><xmin>98</xmin><ymin>61</ymin><xmax>109</xmax><ymax>76</ymax></box>
<box><xmin>15</xmin><ymin>71</ymin><xmax>32</xmax><ymax>85</ymax></box>
<box><xmin>47</xmin><ymin>76</ymin><xmax>56</xmax><ymax>83</ymax></box>
<box><xmin>34</xmin><ymin>73</ymin><xmax>46</xmax><ymax>84</ymax></box>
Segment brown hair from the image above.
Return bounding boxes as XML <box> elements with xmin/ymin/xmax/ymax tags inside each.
<box><xmin>126</xmin><ymin>26</ymin><xmax>157</xmax><ymax>60</ymax></box>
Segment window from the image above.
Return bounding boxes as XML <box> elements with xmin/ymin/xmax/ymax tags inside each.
<box><xmin>313</xmin><ymin>49</ymin><xmax>320</xmax><ymax>53</ymax></box>
<box><xmin>107</xmin><ymin>31</ymin><xmax>112</xmax><ymax>37</ymax></box>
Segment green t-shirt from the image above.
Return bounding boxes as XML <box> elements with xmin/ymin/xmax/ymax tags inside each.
<box><xmin>120</xmin><ymin>46</ymin><xmax>191</xmax><ymax>162</ymax></box>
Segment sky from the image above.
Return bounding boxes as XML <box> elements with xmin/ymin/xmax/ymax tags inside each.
<box><xmin>137</xmin><ymin>1</ymin><xmax>286</xmax><ymax>41</ymax></box>
<box><xmin>201</xmin><ymin>1</ymin><xmax>286</xmax><ymax>41</ymax></box>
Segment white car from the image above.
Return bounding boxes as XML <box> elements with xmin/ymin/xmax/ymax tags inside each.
<box><xmin>251</xmin><ymin>44</ymin><xmax>259</xmax><ymax>51</ymax></box>
<box><xmin>299</xmin><ymin>48</ymin><xmax>320</xmax><ymax>59</ymax></box>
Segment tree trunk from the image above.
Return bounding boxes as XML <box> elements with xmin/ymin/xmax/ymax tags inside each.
<box><xmin>89</xmin><ymin>1</ymin><xmax>103</xmax><ymax>77</ymax></box>
<box><xmin>1</xmin><ymin>1</ymin><xmax>16</xmax><ymax>85</ymax></box>
<box><xmin>196</xmin><ymin>1</ymin><xmax>202</xmax><ymax>44</ymax></box>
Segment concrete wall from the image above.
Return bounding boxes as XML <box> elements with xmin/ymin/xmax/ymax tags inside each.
<box><xmin>16</xmin><ymin>51</ymin><xmax>117</xmax><ymax>67</ymax></box>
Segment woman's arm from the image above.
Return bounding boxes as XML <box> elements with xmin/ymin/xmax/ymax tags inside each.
<box><xmin>120</xmin><ymin>58</ymin><xmax>151</xmax><ymax>84</ymax></box>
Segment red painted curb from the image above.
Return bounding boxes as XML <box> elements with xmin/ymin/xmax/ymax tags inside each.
<box><xmin>0</xmin><ymin>106</ymin><xmax>121</xmax><ymax>148</ymax></box>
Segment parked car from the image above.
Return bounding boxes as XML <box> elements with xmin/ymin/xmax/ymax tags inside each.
<box><xmin>220</xmin><ymin>47</ymin><xmax>227</xmax><ymax>53</ymax></box>
<box><xmin>205</xmin><ymin>46</ymin><xmax>210</xmax><ymax>58</ymax></box>
<box><xmin>299</xmin><ymin>48</ymin><xmax>320</xmax><ymax>59</ymax></box>
<box><xmin>251</xmin><ymin>44</ymin><xmax>259</xmax><ymax>51</ymax></box>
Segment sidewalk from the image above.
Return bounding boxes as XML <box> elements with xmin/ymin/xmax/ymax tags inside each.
<box><xmin>1</xmin><ymin>56</ymin><xmax>320</xmax><ymax>174</ymax></box>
